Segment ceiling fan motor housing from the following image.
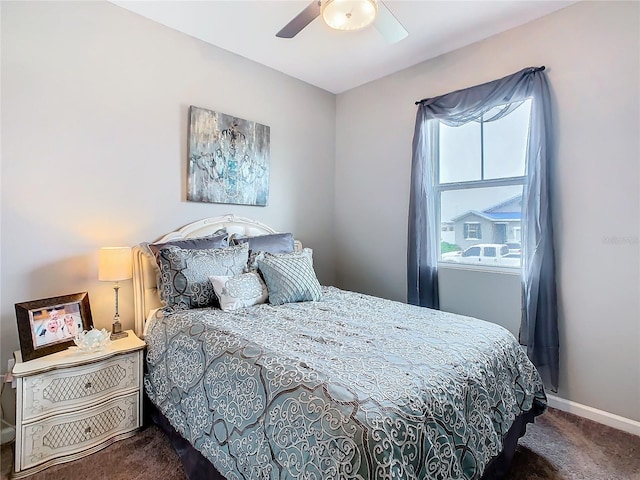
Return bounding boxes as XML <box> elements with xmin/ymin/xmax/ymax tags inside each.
<box><xmin>321</xmin><ymin>0</ymin><xmax>378</xmax><ymax>31</ymax></box>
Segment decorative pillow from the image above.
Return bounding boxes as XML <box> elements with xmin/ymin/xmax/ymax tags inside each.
<box><xmin>258</xmin><ymin>253</ymin><xmax>322</xmax><ymax>306</ymax></box>
<box><xmin>148</xmin><ymin>230</ymin><xmax>229</xmax><ymax>259</ymax></box>
<box><xmin>209</xmin><ymin>272</ymin><xmax>268</xmax><ymax>311</ymax></box>
<box><xmin>247</xmin><ymin>247</ymin><xmax>313</xmax><ymax>272</ymax></box>
<box><xmin>155</xmin><ymin>243</ymin><xmax>249</xmax><ymax>312</ymax></box>
<box><xmin>231</xmin><ymin>232</ymin><xmax>295</xmax><ymax>254</ymax></box>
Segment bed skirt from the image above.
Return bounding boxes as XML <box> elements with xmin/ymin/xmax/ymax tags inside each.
<box><xmin>147</xmin><ymin>395</ymin><xmax>539</xmax><ymax>480</ymax></box>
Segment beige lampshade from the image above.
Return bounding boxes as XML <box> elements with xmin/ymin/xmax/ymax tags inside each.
<box><xmin>321</xmin><ymin>0</ymin><xmax>377</xmax><ymax>31</ymax></box>
<box><xmin>98</xmin><ymin>247</ymin><xmax>132</xmax><ymax>282</ymax></box>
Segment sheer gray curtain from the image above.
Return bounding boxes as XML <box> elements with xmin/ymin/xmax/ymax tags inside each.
<box><xmin>408</xmin><ymin>118</ymin><xmax>439</xmax><ymax>309</ymax></box>
<box><xmin>408</xmin><ymin>66</ymin><xmax>559</xmax><ymax>391</ymax></box>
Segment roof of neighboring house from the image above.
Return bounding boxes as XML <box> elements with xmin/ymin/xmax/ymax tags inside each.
<box><xmin>484</xmin><ymin>194</ymin><xmax>522</xmax><ymax>213</ymax></box>
<box><xmin>450</xmin><ymin>194</ymin><xmax>522</xmax><ymax>223</ymax></box>
<box><xmin>482</xmin><ymin>211</ymin><xmax>521</xmax><ymax>221</ymax></box>
<box><xmin>450</xmin><ymin>210</ymin><xmax>495</xmax><ymax>222</ymax></box>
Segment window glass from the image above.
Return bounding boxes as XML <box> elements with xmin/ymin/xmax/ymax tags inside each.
<box><xmin>439</xmin><ymin>122</ymin><xmax>481</xmax><ymax>183</ymax></box>
<box><xmin>483</xmin><ymin>100</ymin><xmax>531</xmax><ymax>179</ymax></box>
<box><xmin>437</xmin><ymin>101</ymin><xmax>529</xmax><ymax>270</ymax></box>
<box><xmin>462</xmin><ymin>246</ymin><xmax>481</xmax><ymax>257</ymax></box>
<box><xmin>440</xmin><ymin>185</ymin><xmax>523</xmax><ymax>268</ymax></box>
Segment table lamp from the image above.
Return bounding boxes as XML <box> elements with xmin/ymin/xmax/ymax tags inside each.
<box><xmin>98</xmin><ymin>247</ymin><xmax>132</xmax><ymax>340</ymax></box>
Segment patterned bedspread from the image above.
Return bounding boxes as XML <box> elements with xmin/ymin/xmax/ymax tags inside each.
<box><xmin>144</xmin><ymin>286</ymin><xmax>546</xmax><ymax>480</ymax></box>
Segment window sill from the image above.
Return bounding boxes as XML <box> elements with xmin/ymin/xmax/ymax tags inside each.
<box><xmin>437</xmin><ymin>262</ymin><xmax>521</xmax><ymax>276</ymax></box>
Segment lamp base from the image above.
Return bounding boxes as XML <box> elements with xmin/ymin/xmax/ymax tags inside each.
<box><xmin>111</xmin><ymin>319</ymin><xmax>128</xmax><ymax>340</ymax></box>
<box><xmin>110</xmin><ymin>331</ymin><xmax>128</xmax><ymax>340</ymax></box>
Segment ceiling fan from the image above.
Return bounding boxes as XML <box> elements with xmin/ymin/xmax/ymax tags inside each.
<box><xmin>276</xmin><ymin>0</ymin><xmax>408</xmax><ymax>44</ymax></box>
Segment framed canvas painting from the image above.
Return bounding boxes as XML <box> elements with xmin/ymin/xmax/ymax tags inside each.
<box><xmin>187</xmin><ymin>106</ymin><xmax>270</xmax><ymax>206</ymax></box>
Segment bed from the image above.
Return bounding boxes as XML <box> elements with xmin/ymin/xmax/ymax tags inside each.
<box><xmin>132</xmin><ymin>214</ymin><xmax>547</xmax><ymax>480</ymax></box>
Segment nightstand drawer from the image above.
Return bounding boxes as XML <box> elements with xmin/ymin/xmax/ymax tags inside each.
<box><xmin>19</xmin><ymin>392</ymin><xmax>140</xmax><ymax>471</ymax></box>
<box><xmin>21</xmin><ymin>352</ymin><xmax>140</xmax><ymax>422</ymax></box>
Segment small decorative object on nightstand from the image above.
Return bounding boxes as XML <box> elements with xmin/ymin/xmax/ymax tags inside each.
<box><xmin>98</xmin><ymin>247</ymin><xmax>132</xmax><ymax>340</ymax></box>
<box><xmin>73</xmin><ymin>328</ymin><xmax>111</xmax><ymax>353</ymax></box>
<box><xmin>11</xmin><ymin>330</ymin><xmax>145</xmax><ymax>478</ymax></box>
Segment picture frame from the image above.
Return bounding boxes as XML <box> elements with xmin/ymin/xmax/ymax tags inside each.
<box><xmin>187</xmin><ymin>105</ymin><xmax>270</xmax><ymax>206</ymax></box>
<box><xmin>15</xmin><ymin>292</ymin><xmax>93</xmax><ymax>361</ymax></box>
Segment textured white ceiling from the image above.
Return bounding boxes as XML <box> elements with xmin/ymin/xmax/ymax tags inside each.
<box><xmin>112</xmin><ymin>0</ymin><xmax>576</xmax><ymax>94</ymax></box>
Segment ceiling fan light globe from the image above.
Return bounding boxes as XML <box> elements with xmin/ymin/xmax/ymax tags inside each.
<box><xmin>321</xmin><ymin>0</ymin><xmax>378</xmax><ymax>31</ymax></box>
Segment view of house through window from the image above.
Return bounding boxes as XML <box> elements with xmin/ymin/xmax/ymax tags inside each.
<box><xmin>438</xmin><ymin>99</ymin><xmax>531</xmax><ymax>268</ymax></box>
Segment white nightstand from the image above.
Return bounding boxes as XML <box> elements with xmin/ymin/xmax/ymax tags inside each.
<box><xmin>11</xmin><ymin>330</ymin><xmax>145</xmax><ymax>478</ymax></box>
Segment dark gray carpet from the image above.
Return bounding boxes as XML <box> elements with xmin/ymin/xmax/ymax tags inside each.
<box><xmin>511</xmin><ymin>408</ymin><xmax>640</xmax><ymax>480</ymax></box>
<box><xmin>2</xmin><ymin>407</ymin><xmax>639</xmax><ymax>479</ymax></box>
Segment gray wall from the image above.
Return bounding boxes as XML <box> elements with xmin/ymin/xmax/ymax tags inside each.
<box><xmin>335</xmin><ymin>1</ymin><xmax>640</xmax><ymax>421</ymax></box>
<box><xmin>2</xmin><ymin>0</ymin><xmax>638</xmax><ymax>430</ymax></box>
<box><xmin>439</xmin><ymin>268</ymin><xmax>521</xmax><ymax>337</ymax></box>
<box><xmin>1</xmin><ymin>1</ymin><xmax>336</xmax><ymax>419</ymax></box>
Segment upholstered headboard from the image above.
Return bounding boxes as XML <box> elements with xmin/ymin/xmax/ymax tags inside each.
<box><xmin>131</xmin><ymin>214</ymin><xmax>301</xmax><ymax>337</ymax></box>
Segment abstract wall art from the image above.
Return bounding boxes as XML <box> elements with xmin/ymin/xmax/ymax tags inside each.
<box><xmin>187</xmin><ymin>106</ymin><xmax>270</xmax><ymax>206</ymax></box>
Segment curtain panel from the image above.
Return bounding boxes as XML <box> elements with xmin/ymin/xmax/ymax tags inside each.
<box><xmin>408</xmin><ymin>66</ymin><xmax>559</xmax><ymax>391</ymax></box>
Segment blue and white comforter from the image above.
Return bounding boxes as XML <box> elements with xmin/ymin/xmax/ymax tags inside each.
<box><xmin>144</xmin><ymin>286</ymin><xmax>546</xmax><ymax>480</ymax></box>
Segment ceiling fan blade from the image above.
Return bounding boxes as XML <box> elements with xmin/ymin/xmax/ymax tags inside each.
<box><xmin>374</xmin><ymin>0</ymin><xmax>408</xmax><ymax>44</ymax></box>
<box><xmin>276</xmin><ymin>1</ymin><xmax>321</xmax><ymax>38</ymax></box>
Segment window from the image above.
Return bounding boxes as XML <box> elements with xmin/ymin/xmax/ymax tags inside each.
<box><xmin>513</xmin><ymin>226</ymin><xmax>521</xmax><ymax>241</ymax></box>
<box><xmin>484</xmin><ymin>246</ymin><xmax>496</xmax><ymax>257</ymax></box>
<box><xmin>464</xmin><ymin>223</ymin><xmax>481</xmax><ymax>240</ymax></box>
<box><xmin>438</xmin><ymin>99</ymin><xmax>531</xmax><ymax>269</ymax></box>
<box><xmin>408</xmin><ymin>67</ymin><xmax>557</xmax><ymax>388</ymax></box>
<box><xmin>462</xmin><ymin>246</ymin><xmax>481</xmax><ymax>257</ymax></box>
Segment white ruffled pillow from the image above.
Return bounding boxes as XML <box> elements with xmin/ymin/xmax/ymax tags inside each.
<box><xmin>209</xmin><ymin>272</ymin><xmax>268</xmax><ymax>311</ymax></box>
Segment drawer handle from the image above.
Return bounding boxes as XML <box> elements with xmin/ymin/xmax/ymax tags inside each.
<box><xmin>84</xmin><ymin>381</ymin><xmax>92</xmax><ymax>389</ymax></box>
<box><xmin>85</xmin><ymin>426</ymin><xmax>92</xmax><ymax>434</ymax></box>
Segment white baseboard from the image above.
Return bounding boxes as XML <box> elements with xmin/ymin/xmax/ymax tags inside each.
<box><xmin>547</xmin><ymin>394</ymin><xmax>640</xmax><ymax>437</ymax></box>
<box><xmin>1</xmin><ymin>425</ymin><xmax>15</xmax><ymax>445</ymax></box>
